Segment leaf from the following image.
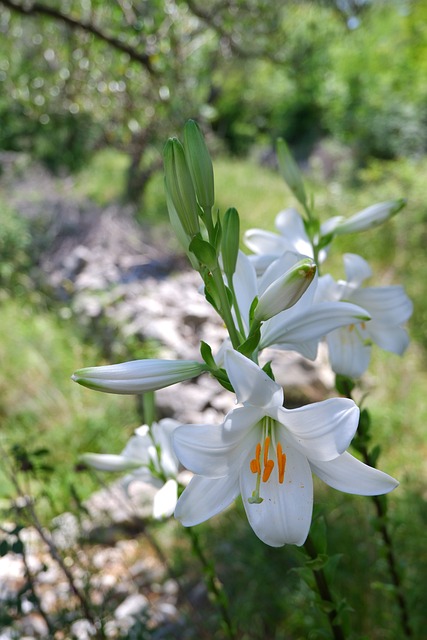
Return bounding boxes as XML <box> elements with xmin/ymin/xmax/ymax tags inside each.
<box><xmin>189</xmin><ymin>235</ymin><xmax>217</xmax><ymax>270</ymax></box>
<box><xmin>305</xmin><ymin>553</ymin><xmax>329</xmax><ymax>571</ymax></box>
<box><xmin>237</xmin><ymin>328</ymin><xmax>261</xmax><ymax>358</ymax></box>
<box><xmin>262</xmin><ymin>361</ymin><xmax>275</xmax><ymax>381</ymax></box>
<box><xmin>200</xmin><ymin>341</ymin><xmax>216</xmax><ymax>368</ymax></box>
<box><xmin>335</xmin><ymin>374</ymin><xmax>355</xmax><ymax>396</ymax></box>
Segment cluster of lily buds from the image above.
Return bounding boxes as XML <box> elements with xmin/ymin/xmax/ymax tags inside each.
<box><xmin>73</xmin><ymin>121</ymin><xmax>412</xmax><ymax>547</ymax></box>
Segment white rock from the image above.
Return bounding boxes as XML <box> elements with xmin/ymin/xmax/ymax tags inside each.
<box><xmin>114</xmin><ymin>592</ymin><xmax>149</xmax><ymax>620</ymax></box>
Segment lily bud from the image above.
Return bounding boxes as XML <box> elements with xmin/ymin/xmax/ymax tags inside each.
<box><xmin>184</xmin><ymin>120</ymin><xmax>215</xmax><ymax>210</ymax></box>
<box><xmin>80</xmin><ymin>453</ymin><xmax>143</xmax><ymax>472</ymax></box>
<box><xmin>163</xmin><ymin>138</ymin><xmax>200</xmax><ymax>238</ymax></box>
<box><xmin>254</xmin><ymin>258</ymin><xmax>316</xmax><ymax>322</ymax></box>
<box><xmin>165</xmin><ymin>187</ymin><xmax>200</xmax><ymax>271</ymax></box>
<box><xmin>277</xmin><ymin>138</ymin><xmax>307</xmax><ymax>207</ymax></box>
<box><xmin>221</xmin><ymin>207</ymin><xmax>240</xmax><ymax>279</ymax></box>
<box><xmin>334</xmin><ymin>199</ymin><xmax>406</xmax><ymax>235</ymax></box>
<box><xmin>72</xmin><ymin>359</ymin><xmax>207</xmax><ymax>394</ymax></box>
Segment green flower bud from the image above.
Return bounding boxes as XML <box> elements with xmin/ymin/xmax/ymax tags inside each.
<box><xmin>165</xmin><ymin>185</ymin><xmax>200</xmax><ymax>270</ymax></box>
<box><xmin>277</xmin><ymin>138</ymin><xmax>307</xmax><ymax>207</ymax></box>
<box><xmin>254</xmin><ymin>258</ymin><xmax>316</xmax><ymax>322</ymax></box>
<box><xmin>164</xmin><ymin>138</ymin><xmax>200</xmax><ymax>238</ymax></box>
<box><xmin>184</xmin><ymin>120</ymin><xmax>215</xmax><ymax>210</ymax></box>
<box><xmin>221</xmin><ymin>207</ymin><xmax>240</xmax><ymax>278</ymax></box>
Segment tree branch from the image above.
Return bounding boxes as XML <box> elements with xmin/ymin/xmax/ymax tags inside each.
<box><xmin>0</xmin><ymin>0</ymin><xmax>156</xmax><ymax>75</ymax></box>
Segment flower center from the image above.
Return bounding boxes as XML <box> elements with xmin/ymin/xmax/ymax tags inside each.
<box><xmin>347</xmin><ymin>322</ymin><xmax>373</xmax><ymax>347</ymax></box>
<box><xmin>248</xmin><ymin>420</ymin><xmax>286</xmax><ymax>504</ymax></box>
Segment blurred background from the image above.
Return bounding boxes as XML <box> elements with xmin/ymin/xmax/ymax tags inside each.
<box><xmin>0</xmin><ymin>1</ymin><xmax>426</xmax><ymax>638</ymax></box>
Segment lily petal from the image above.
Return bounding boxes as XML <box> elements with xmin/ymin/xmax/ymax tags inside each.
<box><xmin>310</xmin><ymin>452</ymin><xmax>399</xmax><ymax>495</ymax></box>
<box><xmin>223</xmin><ymin>406</ymin><xmax>265</xmax><ymax>443</ymax></box>
<box><xmin>326</xmin><ymin>326</ymin><xmax>371</xmax><ymax>378</ymax></box>
<box><xmin>367</xmin><ymin>322</ymin><xmax>410</xmax><ymax>355</ymax></box>
<box><xmin>224</xmin><ymin>349</ymin><xmax>284</xmax><ymax>408</ymax></box>
<box><xmin>153</xmin><ymin>479</ymin><xmax>178</xmax><ymax>519</ymax></box>
<box><xmin>343</xmin><ymin>253</ymin><xmax>372</xmax><ymax>286</ymax></box>
<box><xmin>240</xmin><ymin>443</ymin><xmax>313</xmax><ymax>547</ymax></box>
<box><xmin>274</xmin><ymin>208</ymin><xmax>313</xmax><ymax>257</ymax></box>
<box><xmin>174</xmin><ymin>473</ymin><xmax>240</xmax><ymax>526</ymax></box>
<box><xmin>351</xmin><ymin>286</ymin><xmax>413</xmax><ymax>325</ymax></box>
<box><xmin>244</xmin><ymin>229</ymin><xmax>287</xmax><ymax>256</ymax></box>
<box><xmin>173</xmin><ymin>422</ymin><xmax>252</xmax><ymax>478</ymax></box>
<box><xmin>232</xmin><ymin>251</ymin><xmax>258</xmax><ymax>331</ymax></box>
<box><xmin>120</xmin><ymin>429</ymin><xmax>151</xmax><ymax>465</ymax></box>
<box><xmin>275</xmin><ymin>398</ymin><xmax>359</xmax><ymax>461</ymax></box>
<box><xmin>260</xmin><ymin>301</ymin><xmax>370</xmax><ymax>350</ymax></box>
<box><xmin>151</xmin><ymin>420</ymin><xmax>180</xmax><ymax>476</ymax></box>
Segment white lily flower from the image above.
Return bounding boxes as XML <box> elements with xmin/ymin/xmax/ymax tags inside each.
<box><xmin>173</xmin><ymin>351</ymin><xmax>397</xmax><ymax>547</ymax></box>
<box><xmin>233</xmin><ymin>251</ymin><xmax>371</xmax><ymax>360</ymax></box>
<box><xmin>244</xmin><ymin>208</ymin><xmax>341</xmax><ymax>274</ymax></box>
<box><xmin>72</xmin><ymin>359</ymin><xmax>207</xmax><ymax>394</ymax></box>
<box><xmin>82</xmin><ymin>419</ymin><xmax>180</xmax><ymax>519</ymax></box>
<box><xmin>316</xmin><ymin>253</ymin><xmax>413</xmax><ymax>378</ymax></box>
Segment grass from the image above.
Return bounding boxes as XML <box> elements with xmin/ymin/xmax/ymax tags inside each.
<box><xmin>0</xmin><ymin>298</ymin><xmax>141</xmax><ymax>519</ymax></box>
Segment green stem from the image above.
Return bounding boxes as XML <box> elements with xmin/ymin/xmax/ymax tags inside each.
<box><xmin>304</xmin><ymin>535</ymin><xmax>346</xmax><ymax>640</ymax></box>
<box><xmin>227</xmin><ymin>276</ymin><xmax>247</xmax><ymax>339</ymax></box>
<box><xmin>358</xmin><ymin>444</ymin><xmax>413</xmax><ymax>638</ymax></box>
<box><xmin>186</xmin><ymin>526</ymin><xmax>236</xmax><ymax>640</ymax></box>
<box><xmin>212</xmin><ymin>265</ymin><xmax>241</xmax><ymax>349</ymax></box>
<box><xmin>203</xmin><ymin>206</ymin><xmax>215</xmax><ymax>241</ymax></box>
<box><xmin>339</xmin><ymin>381</ymin><xmax>413</xmax><ymax>637</ymax></box>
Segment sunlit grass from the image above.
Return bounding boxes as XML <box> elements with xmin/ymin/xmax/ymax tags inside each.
<box><xmin>0</xmin><ymin>299</ymin><xmax>141</xmax><ymax>518</ymax></box>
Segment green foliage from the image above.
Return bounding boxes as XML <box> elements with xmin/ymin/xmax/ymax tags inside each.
<box><xmin>318</xmin><ymin>1</ymin><xmax>427</xmax><ymax>160</ymax></box>
<box><xmin>0</xmin><ymin>299</ymin><xmax>141</xmax><ymax>520</ymax></box>
<box><xmin>0</xmin><ymin>199</ymin><xmax>31</xmax><ymax>290</ymax></box>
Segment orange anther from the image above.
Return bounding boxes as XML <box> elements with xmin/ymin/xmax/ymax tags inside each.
<box><xmin>277</xmin><ymin>442</ymin><xmax>287</xmax><ymax>484</ymax></box>
<box><xmin>250</xmin><ymin>458</ymin><xmax>261</xmax><ymax>474</ymax></box>
<box><xmin>262</xmin><ymin>459</ymin><xmax>274</xmax><ymax>483</ymax></box>
<box><xmin>250</xmin><ymin>442</ymin><xmax>262</xmax><ymax>475</ymax></box>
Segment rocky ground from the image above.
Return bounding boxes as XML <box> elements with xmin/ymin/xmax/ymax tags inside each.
<box><xmin>0</xmin><ymin>154</ymin><xmax>334</xmax><ymax>639</ymax></box>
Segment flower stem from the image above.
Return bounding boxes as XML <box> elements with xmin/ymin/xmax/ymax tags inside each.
<box><xmin>186</xmin><ymin>526</ymin><xmax>236</xmax><ymax>639</ymax></box>
<box><xmin>358</xmin><ymin>443</ymin><xmax>413</xmax><ymax>638</ymax></box>
<box><xmin>212</xmin><ymin>264</ymin><xmax>241</xmax><ymax>349</ymax></box>
<box><xmin>337</xmin><ymin>379</ymin><xmax>413</xmax><ymax>637</ymax></box>
<box><xmin>303</xmin><ymin>535</ymin><xmax>346</xmax><ymax>640</ymax></box>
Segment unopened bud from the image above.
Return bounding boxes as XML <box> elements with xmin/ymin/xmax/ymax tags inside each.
<box><xmin>221</xmin><ymin>207</ymin><xmax>240</xmax><ymax>278</ymax></box>
<box><xmin>277</xmin><ymin>138</ymin><xmax>307</xmax><ymax>207</ymax></box>
<box><xmin>184</xmin><ymin>120</ymin><xmax>215</xmax><ymax>210</ymax></box>
<box><xmin>335</xmin><ymin>199</ymin><xmax>406</xmax><ymax>235</ymax></box>
<box><xmin>72</xmin><ymin>359</ymin><xmax>207</xmax><ymax>394</ymax></box>
<box><xmin>254</xmin><ymin>258</ymin><xmax>316</xmax><ymax>322</ymax></box>
<box><xmin>164</xmin><ymin>138</ymin><xmax>200</xmax><ymax>237</ymax></box>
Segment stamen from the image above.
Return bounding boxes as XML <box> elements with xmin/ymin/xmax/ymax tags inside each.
<box><xmin>262</xmin><ymin>459</ymin><xmax>274</xmax><ymax>482</ymax></box>
<box><xmin>250</xmin><ymin>442</ymin><xmax>261</xmax><ymax>474</ymax></box>
<box><xmin>277</xmin><ymin>442</ymin><xmax>287</xmax><ymax>484</ymax></box>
